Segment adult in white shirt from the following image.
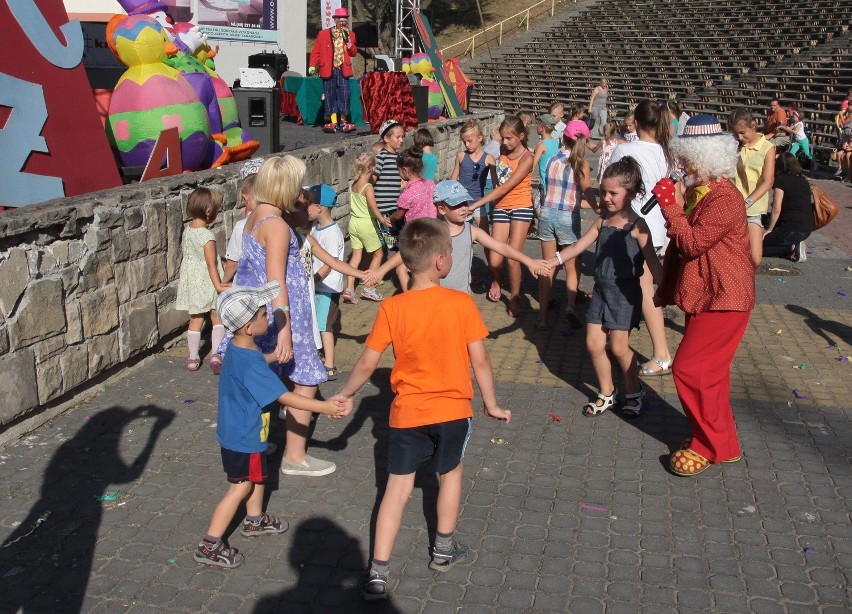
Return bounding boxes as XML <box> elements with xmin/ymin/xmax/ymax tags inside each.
<box><xmin>609</xmin><ymin>99</ymin><xmax>675</xmax><ymax>376</ymax></box>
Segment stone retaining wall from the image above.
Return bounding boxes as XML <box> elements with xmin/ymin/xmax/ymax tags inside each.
<box><xmin>0</xmin><ymin>111</ymin><xmax>503</xmax><ymax>440</ymax></box>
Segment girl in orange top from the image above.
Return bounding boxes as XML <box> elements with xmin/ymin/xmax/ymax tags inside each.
<box><xmin>469</xmin><ymin>116</ymin><xmax>534</xmax><ymax>317</ymax></box>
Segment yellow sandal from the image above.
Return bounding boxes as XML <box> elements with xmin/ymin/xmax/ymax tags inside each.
<box><xmin>670</xmin><ymin>449</ymin><xmax>710</xmax><ymax>476</ymax></box>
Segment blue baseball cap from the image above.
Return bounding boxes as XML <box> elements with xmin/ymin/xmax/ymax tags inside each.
<box><xmin>433</xmin><ymin>180</ymin><xmax>472</xmax><ymax>206</ymax></box>
<box><xmin>307</xmin><ymin>183</ymin><xmax>339</xmax><ymax>207</ymax></box>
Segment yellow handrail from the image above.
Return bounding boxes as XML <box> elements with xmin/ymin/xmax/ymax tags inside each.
<box><xmin>440</xmin><ymin>0</ymin><xmax>567</xmax><ymax>59</ymax></box>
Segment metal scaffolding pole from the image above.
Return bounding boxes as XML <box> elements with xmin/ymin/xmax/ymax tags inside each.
<box><xmin>394</xmin><ymin>0</ymin><xmax>421</xmax><ymax>57</ymax></box>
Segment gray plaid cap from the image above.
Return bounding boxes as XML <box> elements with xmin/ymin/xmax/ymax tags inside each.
<box><xmin>217</xmin><ymin>281</ymin><xmax>280</xmax><ymax>332</ymax></box>
<box><xmin>239</xmin><ymin>157</ymin><xmax>265</xmax><ymax>180</ymax></box>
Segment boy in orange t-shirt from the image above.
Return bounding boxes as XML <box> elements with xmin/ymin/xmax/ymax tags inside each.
<box><xmin>334</xmin><ymin>218</ymin><xmax>512</xmax><ymax>601</ymax></box>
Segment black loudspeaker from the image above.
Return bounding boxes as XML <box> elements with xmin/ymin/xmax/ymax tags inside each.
<box><xmin>248</xmin><ymin>52</ymin><xmax>289</xmax><ymax>83</ymax></box>
<box><xmin>411</xmin><ymin>85</ymin><xmax>428</xmax><ymax>124</ymax></box>
<box><xmin>232</xmin><ymin>88</ymin><xmax>281</xmax><ymax>155</ymax></box>
<box><xmin>352</xmin><ymin>21</ymin><xmax>379</xmax><ymax>48</ymax></box>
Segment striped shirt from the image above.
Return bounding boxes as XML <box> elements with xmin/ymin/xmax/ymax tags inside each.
<box><xmin>374</xmin><ymin>149</ymin><xmax>402</xmax><ymax>215</ymax></box>
<box><xmin>542</xmin><ymin>151</ymin><xmax>582</xmax><ymax>212</ymax></box>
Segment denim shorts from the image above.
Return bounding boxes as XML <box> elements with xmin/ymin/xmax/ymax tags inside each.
<box><xmin>537</xmin><ymin>207</ymin><xmax>581</xmax><ymax>245</ymax></box>
<box><xmin>747</xmin><ymin>215</ymin><xmax>764</xmax><ymax>226</ymax></box>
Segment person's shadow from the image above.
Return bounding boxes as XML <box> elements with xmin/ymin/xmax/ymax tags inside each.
<box><xmin>786</xmin><ymin>304</ymin><xmax>851</xmax><ymax>348</ymax></box>
<box><xmin>0</xmin><ymin>405</ymin><xmax>174</xmax><ymax>613</ymax></box>
<box><xmin>252</xmin><ymin>516</ymin><xmax>403</xmax><ymax>613</ymax></box>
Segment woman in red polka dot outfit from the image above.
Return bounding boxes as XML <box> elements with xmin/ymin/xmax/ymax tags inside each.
<box><xmin>651</xmin><ymin>114</ymin><xmax>755</xmax><ymax>477</ymax></box>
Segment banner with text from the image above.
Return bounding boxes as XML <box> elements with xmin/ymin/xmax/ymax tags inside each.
<box><xmin>163</xmin><ymin>0</ymin><xmax>279</xmax><ymax>43</ymax></box>
<box><xmin>321</xmin><ymin>0</ymin><xmax>342</xmax><ymax>29</ymax></box>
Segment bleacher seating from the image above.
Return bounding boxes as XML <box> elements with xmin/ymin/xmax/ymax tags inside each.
<box><xmin>465</xmin><ymin>0</ymin><xmax>851</xmax><ymax>161</ymax></box>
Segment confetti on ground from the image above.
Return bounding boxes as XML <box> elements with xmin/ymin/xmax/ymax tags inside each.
<box><xmin>490</xmin><ymin>438</ymin><xmax>507</xmax><ymax>445</ymax></box>
<box><xmin>95</xmin><ymin>491</ymin><xmax>120</xmax><ymax>502</ymax></box>
<box><xmin>803</xmin><ymin>547</ymin><xmax>814</xmax><ymax>554</ymax></box>
<box><xmin>184</xmin><ymin>399</ymin><xmax>196</xmax><ymax>404</ymax></box>
<box><xmin>144</xmin><ymin>394</ymin><xmax>154</xmax><ymax>399</ymax></box>
<box><xmin>167</xmin><ymin>558</ymin><xmax>176</xmax><ymax>564</ymax></box>
<box><xmin>839</xmin><ymin>356</ymin><xmax>849</xmax><ymax>363</ymax></box>
<box><xmin>838</xmin><ymin>290</ymin><xmax>847</xmax><ymax>297</ymax></box>
<box><xmin>579</xmin><ymin>503</ymin><xmax>609</xmax><ymax>513</ymax></box>
<box><xmin>793</xmin><ymin>364</ymin><xmax>807</xmax><ymax>369</ymax></box>
<box><xmin>846</xmin><ymin>266</ymin><xmax>852</xmax><ymax>272</ymax></box>
<box><xmin>548</xmin><ymin>412</ymin><xmax>562</xmax><ymax>422</ymax></box>
<box><xmin>768</xmin><ymin>267</ymin><xmax>790</xmax><ymax>273</ymax></box>
<box><xmin>774</xmin><ymin>278</ymin><xmax>784</xmax><ymax>282</ymax></box>
<box><xmin>792</xmin><ymin>389</ymin><xmax>809</xmax><ymax>400</ymax></box>
<box><xmin>774</xmin><ymin>329</ymin><xmax>783</xmax><ymax>335</ymax></box>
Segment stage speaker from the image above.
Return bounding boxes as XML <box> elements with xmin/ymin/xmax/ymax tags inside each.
<box><xmin>352</xmin><ymin>21</ymin><xmax>379</xmax><ymax>48</ymax></box>
<box><xmin>411</xmin><ymin>85</ymin><xmax>429</xmax><ymax>124</ymax></box>
<box><xmin>232</xmin><ymin>88</ymin><xmax>281</xmax><ymax>155</ymax></box>
<box><xmin>248</xmin><ymin>52</ymin><xmax>289</xmax><ymax>83</ymax></box>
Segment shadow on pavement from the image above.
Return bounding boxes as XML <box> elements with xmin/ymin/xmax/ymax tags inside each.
<box><xmin>251</xmin><ymin>516</ymin><xmax>403</xmax><ymax>613</ymax></box>
<box><xmin>786</xmin><ymin>303</ymin><xmax>851</xmax><ymax>347</ymax></box>
<box><xmin>0</xmin><ymin>405</ymin><xmax>174</xmax><ymax>613</ymax></box>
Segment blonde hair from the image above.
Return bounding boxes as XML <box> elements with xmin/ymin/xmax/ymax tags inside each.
<box><xmin>351</xmin><ymin>151</ymin><xmax>375</xmax><ymax>180</ymax></box>
<box><xmin>562</xmin><ymin>133</ymin><xmax>589</xmax><ymax>182</ymax></box>
<box><xmin>239</xmin><ymin>173</ymin><xmax>256</xmax><ymax>197</ymax></box>
<box><xmin>399</xmin><ymin>218</ymin><xmax>451</xmax><ymax>274</ymax></box>
<box><xmin>460</xmin><ymin>119</ymin><xmax>484</xmax><ymax>140</ymax></box>
<box><xmin>254</xmin><ymin>155</ymin><xmax>306</xmax><ymax>213</ymax></box>
<box><xmin>602</xmin><ymin>121</ymin><xmax>619</xmax><ymax>140</ymax></box>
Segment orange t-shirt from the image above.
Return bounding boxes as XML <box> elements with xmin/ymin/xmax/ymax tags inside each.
<box><xmin>495</xmin><ymin>151</ymin><xmax>533</xmax><ymax>210</ymax></box>
<box><xmin>365</xmin><ymin>285</ymin><xmax>489</xmax><ymax>428</ymax></box>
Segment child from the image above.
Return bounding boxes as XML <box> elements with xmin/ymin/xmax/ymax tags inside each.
<box><xmin>539</xmin><ymin>157</ymin><xmax>662</xmax><ymax>418</ymax></box>
<box><xmin>530</xmin><ymin>114</ymin><xmax>561</xmax><ymax>237</ymax></box>
<box><xmin>307</xmin><ymin>184</ymin><xmax>346</xmax><ymax>380</ymax></box>
<box><xmin>622</xmin><ymin>112</ymin><xmax>638</xmax><ymax>142</ymax></box>
<box><xmin>377</xmin><ymin>180</ymin><xmax>549</xmax><ymax>294</ymax></box>
<box><xmin>176</xmin><ymin>187</ymin><xmax>229</xmax><ymax>371</ymax></box>
<box><xmin>589</xmin><ymin>121</ymin><xmax>625</xmax><ymax>184</ymax></box>
<box><xmin>549</xmin><ymin>101</ymin><xmax>566</xmax><ymax>139</ymax></box>
<box><xmin>469</xmin><ymin>115</ymin><xmax>534</xmax><ymax>318</ymax></box>
<box><xmin>223</xmin><ymin>158</ymin><xmax>264</xmax><ymax>284</ymax></box>
<box><xmin>344</xmin><ymin>152</ymin><xmax>388</xmax><ymax>304</ymax></box>
<box><xmin>450</xmin><ymin>119</ymin><xmax>497</xmax><ymax>234</ymax></box>
<box><xmin>728</xmin><ymin>108</ymin><xmax>775</xmax><ymax>267</ymax></box>
<box><xmin>374</xmin><ymin>119</ymin><xmax>406</xmax><ymax>249</ymax></box>
<box><xmin>332</xmin><ymin>218</ymin><xmax>512</xmax><ymax>600</ymax></box>
<box><xmin>518</xmin><ymin>110</ymin><xmax>537</xmax><ymax>150</ymax></box>
<box><xmin>194</xmin><ymin>281</ymin><xmax>344</xmax><ymax>568</ymax></box>
<box><xmin>414</xmin><ymin>128</ymin><xmax>438</xmax><ymax>181</ymax></box>
<box><xmin>389</xmin><ymin>148</ymin><xmax>436</xmax><ymax>290</ymax></box>
<box><xmin>537</xmin><ymin>121</ymin><xmax>597</xmax><ymax>330</ymax></box>
<box><xmin>777</xmin><ymin>104</ymin><xmax>813</xmax><ymax>160</ymax></box>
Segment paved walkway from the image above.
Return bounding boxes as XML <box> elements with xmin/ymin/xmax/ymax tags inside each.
<box><xmin>0</xmin><ymin>181</ymin><xmax>850</xmax><ymax>613</ymax></box>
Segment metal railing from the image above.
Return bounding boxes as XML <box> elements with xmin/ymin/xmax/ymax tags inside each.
<box><xmin>439</xmin><ymin>0</ymin><xmax>570</xmax><ymax>59</ymax></box>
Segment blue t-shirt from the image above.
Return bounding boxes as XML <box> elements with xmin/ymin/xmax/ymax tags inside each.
<box><xmin>216</xmin><ymin>342</ymin><xmax>287</xmax><ymax>453</ymax></box>
<box><xmin>422</xmin><ymin>151</ymin><xmax>438</xmax><ymax>181</ymax></box>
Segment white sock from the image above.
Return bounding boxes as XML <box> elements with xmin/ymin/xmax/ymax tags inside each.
<box><xmin>187</xmin><ymin>331</ymin><xmax>201</xmax><ymax>360</ymax></box>
<box><xmin>211</xmin><ymin>325</ymin><xmax>225</xmax><ymax>356</ymax></box>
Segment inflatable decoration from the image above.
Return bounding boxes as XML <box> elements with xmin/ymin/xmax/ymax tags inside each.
<box><xmin>402</xmin><ymin>52</ymin><xmax>443</xmax><ymax>120</ymax></box>
<box><xmin>106</xmin><ymin>15</ymin><xmax>213</xmax><ymax>171</ymax></box>
<box><xmin>190</xmin><ymin>38</ymin><xmax>259</xmax><ymax>164</ymax></box>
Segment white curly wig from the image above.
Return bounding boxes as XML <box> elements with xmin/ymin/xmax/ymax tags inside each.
<box><xmin>670</xmin><ymin>133</ymin><xmax>739</xmax><ymax>183</ymax></box>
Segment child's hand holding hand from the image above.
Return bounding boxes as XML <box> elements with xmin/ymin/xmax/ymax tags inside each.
<box><xmin>216</xmin><ymin>282</ymin><xmax>232</xmax><ymax>293</ymax></box>
<box><xmin>362</xmin><ymin>269</ymin><xmax>380</xmax><ymax>287</ymax></box>
<box><xmin>484</xmin><ymin>404</ymin><xmax>511</xmax><ymax>423</ymax></box>
<box><xmin>329</xmin><ymin>394</ymin><xmax>354</xmax><ymax>417</ymax></box>
<box><xmin>531</xmin><ymin>260</ymin><xmax>552</xmax><ymax>278</ymax></box>
<box><xmin>321</xmin><ymin>399</ymin><xmax>346</xmax><ymax>419</ymax></box>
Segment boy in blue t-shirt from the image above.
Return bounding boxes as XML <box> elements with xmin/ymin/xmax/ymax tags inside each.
<box><xmin>194</xmin><ymin>281</ymin><xmax>345</xmax><ymax>568</ymax></box>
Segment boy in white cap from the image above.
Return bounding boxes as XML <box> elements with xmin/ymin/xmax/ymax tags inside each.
<box><xmin>194</xmin><ymin>281</ymin><xmax>345</xmax><ymax>568</ymax></box>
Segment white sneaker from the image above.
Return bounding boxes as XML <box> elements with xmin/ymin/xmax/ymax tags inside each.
<box><xmin>281</xmin><ymin>455</ymin><xmax>336</xmax><ymax>476</ymax></box>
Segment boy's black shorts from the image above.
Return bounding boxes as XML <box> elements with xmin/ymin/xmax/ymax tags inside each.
<box><xmin>221</xmin><ymin>447</ymin><xmax>268</xmax><ymax>484</ymax></box>
<box><xmin>387</xmin><ymin>418</ymin><xmax>472</xmax><ymax>475</ymax></box>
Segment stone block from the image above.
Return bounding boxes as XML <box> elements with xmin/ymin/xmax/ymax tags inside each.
<box><xmin>124</xmin><ymin>207</ymin><xmax>144</xmax><ymax>231</ymax></box>
<box><xmin>36</xmin><ymin>354</ymin><xmax>63</xmax><ymax>405</ymax></box>
<box><xmin>8</xmin><ymin>278</ymin><xmax>66</xmax><ymax>349</ymax></box>
<box><xmin>58</xmin><ymin>264</ymin><xmax>81</xmax><ymax>298</ymax></box>
<box><xmin>0</xmin><ymin>348</ymin><xmax>38</xmax><ymax>424</ymax></box>
<box><xmin>37</xmin><ymin>249</ymin><xmax>57</xmax><ymax>275</ymax></box>
<box><xmin>83</xmin><ymin>226</ymin><xmax>112</xmax><ymax>252</ymax></box>
<box><xmin>128</xmin><ymin>229</ymin><xmax>148</xmax><ymax>259</ymax></box>
<box><xmin>156</xmin><ymin>285</ymin><xmax>187</xmax><ymax>338</ymax></box>
<box><xmin>165</xmin><ymin>196</ymin><xmax>184</xmax><ymax>281</ymax></box>
<box><xmin>65</xmin><ymin>301</ymin><xmax>82</xmax><ymax>344</ymax></box>
<box><xmin>88</xmin><ymin>332</ymin><xmax>120</xmax><ymax>377</ymax></box>
<box><xmin>60</xmin><ymin>344</ymin><xmax>88</xmax><ymax>391</ymax></box>
<box><xmin>0</xmin><ymin>322</ymin><xmax>8</xmax><ymax>356</ymax></box>
<box><xmin>112</xmin><ymin>228</ymin><xmax>131</xmax><ymax>263</ymax></box>
<box><xmin>95</xmin><ymin>206</ymin><xmax>123</xmax><ymax>228</ymax></box>
<box><xmin>80</xmin><ymin>285</ymin><xmax>119</xmax><ymax>337</ymax></box>
<box><xmin>0</xmin><ymin>248</ymin><xmax>30</xmax><ymax>317</ymax></box>
<box><xmin>116</xmin><ymin>254</ymin><xmax>168</xmax><ymax>302</ymax></box>
<box><xmin>144</xmin><ymin>202</ymin><xmax>167</xmax><ymax>253</ymax></box>
<box><xmin>119</xmin><ymin>294</ymin><xmax>159</xmax><ymax>361</ymax></box>
<box><xmin>32</xmin><ymin>334</ymin><xmax>66</xmax><ymax>362</ymax></box>
<box><xmin>48</xmin><ymin>241</ymin><xmax>70</xmax><ymax>267</ymax></box>
<box><xmin>78</xmin><ymin>250</ymin><xmax>115</xmax><ymax>292</ymax></box>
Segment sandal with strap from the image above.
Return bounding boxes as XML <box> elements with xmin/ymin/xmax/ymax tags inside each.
<box><xmin>582</xmin><ymin>389</ymin><xmax>617</xmax><ymax>417</ymax></box>
<box><xmin>670</xmin><ymin>448</ymin><xmax>710</xmax><ymax>476</ymax></box>
<box><xmin>680</xmin><ymin>438</ymin><xmax>741</xmax><ymax>463</ymax></box>
<box><xmin>487</xmin><ymin>281</ymin><xmax>502</xmax><ymax>302</ymax></box>
<box><xmin>639</xmin><ymin>356</ymin><xmax>673</xmax><ymax>376</ymax></box>
<box><xmin>621</xmin><ymin>385</ymin><xmax>644</xmax><ymax>419</ymax></box>
<box><xmin>186</xmin><ymin>358</ymin><xmax>201</xmax><ymax>372</ymax></box>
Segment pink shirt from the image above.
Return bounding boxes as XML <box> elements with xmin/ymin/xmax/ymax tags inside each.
<box><xmin>397</xmin><ymin>178</ymin><xmax>437</xmax><ymax>222</ymax></box>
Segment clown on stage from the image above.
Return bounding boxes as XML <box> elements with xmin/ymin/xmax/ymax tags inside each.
<box><xmin>308</xmin><ymin>7</ymin><xmax>358</xmax><ymax>133</ymax></box>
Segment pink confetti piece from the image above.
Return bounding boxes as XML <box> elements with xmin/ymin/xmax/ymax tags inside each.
<box><xmin>548</xmin><ymin>412</ymin><xmax>562</xmax><ymax>423</ymax></box>
<box><xmin>579</xmin><ymin>503</ymin><xmax>609</xmax><ymax>513</ymax></box>
<box><xmin>792</xmin><ymin>389</ymin><xmax>809</xmax><ymax>400</ymax></box>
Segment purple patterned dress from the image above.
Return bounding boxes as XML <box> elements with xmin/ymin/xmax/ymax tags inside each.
<box><xmin>217</xmin><ymin>216</ymin><xmax>328</xmax><ymax>386</ymax></box>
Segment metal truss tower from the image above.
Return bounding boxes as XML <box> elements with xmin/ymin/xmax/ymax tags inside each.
<box><xmin>394</xmin><ymin>0</ymin><xmax>421</xmax><ymax>57</ymax></box>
